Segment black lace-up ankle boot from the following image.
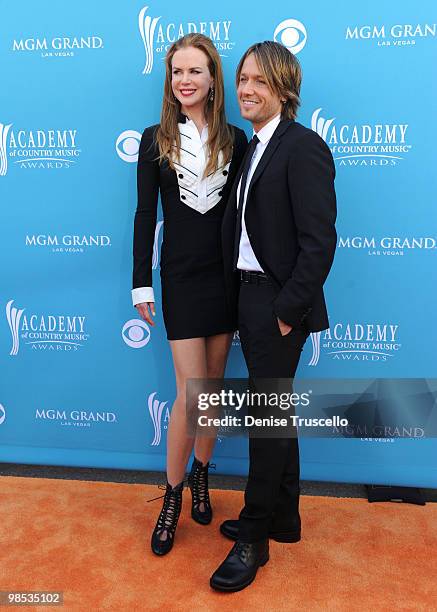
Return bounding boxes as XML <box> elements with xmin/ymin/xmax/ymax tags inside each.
<box><xmin>150</xmin><ymin>481</ymin><xmax>183</xmax><ymax>555</ymax></box>
<box><xmin>188</xmin><ymin>456</ymin><xmax>214</xmax><ymax>525</ymax></box>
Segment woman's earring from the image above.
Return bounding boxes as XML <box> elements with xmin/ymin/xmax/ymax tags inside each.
<box><xmin>209</xmin><ymin>87</ymin><xmax>215</xmax><ymax>102</ymax></box>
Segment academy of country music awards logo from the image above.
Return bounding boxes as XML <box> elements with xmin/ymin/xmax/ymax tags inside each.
<box><xmin>148</xmin><ymin>390</ymin><xmax>225</xmax><ymax>448</ymax></box>
<box><xmin>138</xmin><ymin>6</ymin><xmax>307</xmax><ymax>75</ymax></box>
<box><xmin>311</xmin><ymin>108</ymin><xmax>412</xmax><ymax>167</ymax></box>
<box><xmin>138</xmin><ymin>5</ymin><xmax>235</xmax><ymax>74</ymax></box>
<box><xmin>6</xmin><ymin>300</ymin><xmax>89</xmax><ymax>355</ymax></box>
<box><xmin>35</xmin><ymin>408</ymin><xmax>117</xmax><ymax>428</ymax></box>
<box><xmin>308</xmin><ymin>322</ymin><xmax>401</xmax><ymax>366</ymax></box>
<box><xmin>25</xmin><ymin>234</ymin><xmax>112</xmax><ymax>254</ymax></box>
<box><xmin>148</xmin><ymin>391</ymin><xmax>170</xmax><ymax>446</ymax></box>
<box><xmin>0</xmin><ymin>123</ymin><xmax>80</xmax><ymax>176</ymax></box>
<box><xmin>11</xmin><ymin>35</ymin><xmax>104</xmax><ymax>58</ymax></box>
<box><xmin>338</xmin><ymin>236</ymin><xmax>437</xmax><ymax>257</ymax></box>
<box><xmin>345</xmin><ymin>22</ymin><xmax>436</xmax><ymax>47</ymax></box>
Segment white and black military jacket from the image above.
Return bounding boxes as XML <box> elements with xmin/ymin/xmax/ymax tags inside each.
<box><xmin>171</xmin><ymin>116</ymin><xmax>231</xmax><ymax>214</ymax></box>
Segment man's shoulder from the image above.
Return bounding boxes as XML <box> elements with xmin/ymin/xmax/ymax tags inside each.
<box><xmin>228</xmin><ymin>123</ymin><xmax>248</xmax><ymax>144</ymax></box>
<box><xmin>227</xmin><ymin>123</ymin><xmax>245</xmax><ymax>134</ymax></box>
<box><xmin>280</xmin><ymin>120</ymin><xmax>331</xmax><ymax>155</ymax></box>
<box><xmin>282</xmin><ymin>120</ymin><xmax>321</xmax><ymax>142</ymax></box>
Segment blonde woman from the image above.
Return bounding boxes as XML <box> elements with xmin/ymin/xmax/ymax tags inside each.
<box><xmin>132</xmin><ymin>33</ymin><xmax>247</xmax><ymax>555</ymax></box>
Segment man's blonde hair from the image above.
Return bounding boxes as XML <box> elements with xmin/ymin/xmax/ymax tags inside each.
<box><xmin>236</xmin><ymin>41</ymin><xmax>302</xmax><ymax>120</ymax></box>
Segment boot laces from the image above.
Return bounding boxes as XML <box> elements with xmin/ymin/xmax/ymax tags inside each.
<box><xmin>189</xmin><ymin>461</ymin><xmax>216</xmax><ymax>510</ymax></box>
<box><xmin>148</xmin><ymin>483</ymin><xmax>184</xmax><ymax>541</ymax></box>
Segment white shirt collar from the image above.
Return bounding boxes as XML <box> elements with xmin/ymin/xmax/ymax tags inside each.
<box><xmin>253</xmin><ymin>114</ymin><xmax>281</xmax><ymax>145</ymax></box>
<box><xmin>181</xmin><ymin>117</ymin><xmax>208</xmax><ymax>143</ymax></box>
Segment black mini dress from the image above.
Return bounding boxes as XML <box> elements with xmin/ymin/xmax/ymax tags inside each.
<box><xmin>133</xmin><ymin>117</ymin><xmax>247</xmax><ymax>340</ymax></box>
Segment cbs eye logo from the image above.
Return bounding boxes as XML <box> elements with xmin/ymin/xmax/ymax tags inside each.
<box><xmin>274</xmin><ymin>19</ymin><xmax>307</xmax><ymax>54</ymax></box>
<box><xmin>122</xmin><ymin>319</ymin><xmax>151</xmax><ymax>348</ymax></box>
<box><xmin>116</xmin><ymin>130</ymin><xmax>142</xmax><ymax>163</ymax></box>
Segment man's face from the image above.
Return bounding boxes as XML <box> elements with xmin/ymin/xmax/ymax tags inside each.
<box><xmin>237</xmin><ymin>53</ymin><xmax>283</xmax><ymax>131</ymax></box>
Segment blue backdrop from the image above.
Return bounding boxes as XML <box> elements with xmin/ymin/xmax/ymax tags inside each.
<box><xmin>1</xmin><ymin>0</ymin><xmax>436</xmax><ymax>487</ymax></box>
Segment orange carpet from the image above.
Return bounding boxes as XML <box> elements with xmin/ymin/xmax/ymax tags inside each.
<box><xmin>0</xmin><ymin>476</ymin><xmax>436</xmax><ymax>611</ymax></box>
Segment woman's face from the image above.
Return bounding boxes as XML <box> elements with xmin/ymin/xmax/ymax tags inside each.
<box><xmin>171</xmin><ymin>46</ymin><xmax>213</xmax><ymax>115</ymax></box>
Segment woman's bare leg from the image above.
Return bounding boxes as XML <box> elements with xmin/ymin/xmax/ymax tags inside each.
<box><xmin>166</xmin><ymin>337</ymin><xmax>207</xmax><ymax>487</ymax></box>
<box><xmin>194</xmin><ymin>332</ymin><xmax>233</xmax><ymax>465</ymax></box>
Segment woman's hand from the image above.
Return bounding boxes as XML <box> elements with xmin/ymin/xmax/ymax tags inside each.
<box><xmin>135</xmin><ymin>302</ymin><xmax>156</xmax><ymax>326</ymax></box>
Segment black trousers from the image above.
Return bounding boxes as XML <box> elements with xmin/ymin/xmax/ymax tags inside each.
<box><xmin>237</xmin><ymin>279</ymin><xmax>309</xmax><ymax>542</ymax></box>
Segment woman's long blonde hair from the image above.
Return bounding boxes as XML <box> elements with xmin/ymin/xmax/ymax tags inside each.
<box><xmin>155</xmin><ymin>33</ymin><xmax>233</xmax><ymax>177</ymax></box>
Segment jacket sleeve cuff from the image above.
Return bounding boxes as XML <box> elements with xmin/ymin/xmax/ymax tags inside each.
<box><xmin>273</xmin><ymin>299</ymin><xmax>311</xmax><ymax>328</ymax></box>
<box><xmin>132</xmin><ymin>287</ymin><xmax>155</xmax><ymax>306</ymax></box>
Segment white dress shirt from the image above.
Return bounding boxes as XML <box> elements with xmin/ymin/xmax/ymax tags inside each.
<box><xmin>132</xmin><ymin>118</ymin><xmax>230</xmax><ymax>306</ymax></box>
<box><xmin>237</xmin><ymin>113</ymin><xmax>281</xmax><ymax>272</ymax></box>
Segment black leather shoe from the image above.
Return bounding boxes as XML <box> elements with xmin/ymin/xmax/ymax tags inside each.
<box><xmin>188</xmin><ymin>456</ymin><xmax>214</xmax><ymax>525</ymax></box>
<box><xmin>210</xmin><ymin>539</ymin><xmax>269</xmax><ymax>592</ymax></box>
<box><xmin>150</xmin><ymin>481</ymin><xmax>183</xmax><ymax>556</ymax></box>
<box><xmin>220</xmin><ymin>518</ymin><xmax>301</xmax><ymax>543</ymax></box>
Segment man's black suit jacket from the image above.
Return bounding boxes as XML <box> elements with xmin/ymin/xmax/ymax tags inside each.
<box><xmin>222</xmin><ymin>119</ymin><xmax>337</xmax><ymax>332</ymax></box>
